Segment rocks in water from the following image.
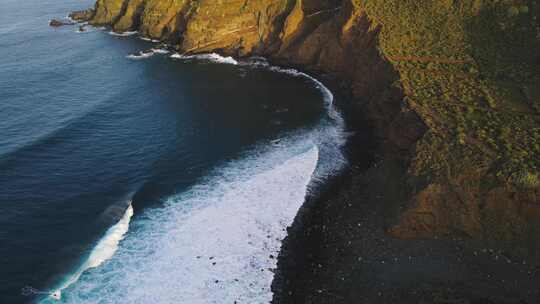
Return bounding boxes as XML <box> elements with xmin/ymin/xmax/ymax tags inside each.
<box><xmin>69</xmin><ymin>9</ymin><xmax>95</xmax><ymax>22</ymax></box>
<box><xmin>75</xmin><ymin>0</ymin><xmax>540</xmax><ymax>267</ymax></box>
<box><xmin>49</xmin><ymin>19</ymin><xmax>73</xmax><ymax>27</ymax></box>
<box><xmin>50</xmin><ymin>9</ymin><xmax>93</xmax><ymax>28</ymax></box>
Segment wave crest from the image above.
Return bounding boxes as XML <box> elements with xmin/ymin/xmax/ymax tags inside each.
<box><xmin>127</xmin><ymin>48</ymin><xmax>170</xmax><ymax>60</ymax></box>
<box><xmin>108</xmin><ymin>31</ymin><xmax>138</xmax><ymax>37</ymax></box>
<box><xmin>43</xmin><ymin>53</ymin><xmax>347</xmax><ymax>304</ymax></box>
<box><xmin>54</xmin><ymin>145</ymin><xmax>318</xmax><ymax>303</ymax></box>
<box><xmin>45</xmin><ymin>203</ymin><xmax>133</xmax><ymax>301</ymax></box>
<box><xmin>170</xmin><ymin>53</ymin><xmax>238</xmax><ymax>65</ymax></box>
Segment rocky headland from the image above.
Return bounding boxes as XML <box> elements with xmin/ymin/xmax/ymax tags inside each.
<box><xmin>70</xmin><ymin>0</ymin><xmax>540</xmax><ymax>302</ymax></box>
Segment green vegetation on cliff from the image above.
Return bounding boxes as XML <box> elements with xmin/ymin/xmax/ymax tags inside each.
<box><xmin>360</xmin><ymin>0</ymin><xmax>540</xmax><ymax>256</ymax></box>
<box><xmin>361</xmin><ymin>0</ymin><xmax>540</xmax><ymax>181</ymax></box>
<box><xmin>78</xmin><ymin>0</ymin><xmax>540</xmax><ymax>260</ymax></box>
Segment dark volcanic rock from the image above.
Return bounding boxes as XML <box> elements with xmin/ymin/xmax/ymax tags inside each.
<box><xmin>68</xmin><ymin>0</ymin><xmax>540</xmax><ymax>302</ymax></box>
<box><xmin>49</xmin><ymin>19</ymin><xmax>73</xmax><ymax>27</ymax></box>
<box><xmin>69</xmin><ymin>9</ymin><xmax>95</xmax><ymax>22</ymax></box>
<box><xmin>73</xmin><ymin>0</ymin><xmax>540</xmax><ymax>264</ymax></box>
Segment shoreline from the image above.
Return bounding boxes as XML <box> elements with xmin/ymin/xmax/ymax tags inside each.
<box><xmin>272</xmin><ymin>79</ymin><xmax>540</xmax><ymax>303</ymax></box>
<box><xmin>55</xmin><ymin>11</ymin><xmax>540</xmax><ymax>302</ymax></box>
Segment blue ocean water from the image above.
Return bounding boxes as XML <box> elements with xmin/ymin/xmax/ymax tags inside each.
<box><xmin>0</xmin><ymin>1</ymin><xmax>345</xmax><ymax>303</ymax></box>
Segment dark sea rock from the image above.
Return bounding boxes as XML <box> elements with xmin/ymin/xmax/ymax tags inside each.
<box><xmin>49</xmin><ymin>19</ymin><xmax>73</xmax><ymax>27</ymax></box>
<box><xmin>69</xmin><ymin>9</ymin><xmax>95</xmax><ymax>22</ymax></box>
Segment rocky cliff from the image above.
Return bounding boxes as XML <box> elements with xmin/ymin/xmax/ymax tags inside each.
<box><xmin>73</xmin><ymin>0</ymin><xmax>540</xmax><ymax>262</ymax></box>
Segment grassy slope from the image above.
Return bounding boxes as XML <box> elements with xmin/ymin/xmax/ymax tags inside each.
<box><xmin>355</xmin><ymin>0</ymin><xmax>540</xmax><ymax>255</ymax></box>
<box><xmin>361</xmin><ymin>0</ymin><xmax>540</xmax><ymax>186</ymax></box>
<box><xmin>83</xmin><ymin>0</ymin><xmax>540</xmax><ymax>258</ymax></box>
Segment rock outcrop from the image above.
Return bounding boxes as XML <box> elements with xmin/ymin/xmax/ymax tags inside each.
<box><xmin>49</xmin><ymin>19</ymin><xmax>74</xmax><ymax>27</ymax></box>
<box><xmin>69</xmin><ymin>9</ymin><xmax>95</xmax><ymax>22</ymax></box>
<box><xmin>76</xmin><ymin>0</ymin><xmax>540</xmax><ymax>262</ymax></box>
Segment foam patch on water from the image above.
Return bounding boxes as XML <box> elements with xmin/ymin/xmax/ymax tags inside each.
<box><xmin>40</xmin><ymin>55</ymin><xmax>348</xmax><ymax>303</ymax></box>
<box><xmin>170</xmin><ymin>53</ymin><xmax>239</xmax><ymax>65</ymax></box>
<box><xmin>108</xmin><ymin>31</ymin><xmax>138</xmax><ymax>37</ymax></box>
<box><xmin>45</xmin><ymin>203</ymin><xmax>133</xmax><ymax>301</ymax></box>
<box><xmin>238</xmin><ymin>57</ymin><xmax>348</xmax><ymax>179</ymax></box>
<box><xmin>127</xmin><ymin>48</ymin><xmax>170</xmax><ymax>60</ymax></box>
<box><xmin>164</xmin><ymin>54</ymin><xmax>344</xmax><ymax>157</ymax></box>
<box><xmin>47</xmin><ymin>144</ymin><xmax>318</xmax><ymax>304</ymax></box>
<box><xmin>126</xmin><ymin>51</ymin><xmax>155</xmax><ymax>60</ymax></box>
<box><xmin>166</xmin><ymin>53</ymin><xmax>347</xmax><ymax>177</ymax></box>
<box><xmin>75</xmin><ymin>25</ymin><xmax>95</xmax><ymax>34</ymax></box>
<box><xmin>151</xmin><ymin>48</ymin><xmax>170</xmax><ymax>54</ymax></box>
<box><xmin>139</xmin><ymin>37</ymin><xmax>160</xmax><ymax>43</ymax></box>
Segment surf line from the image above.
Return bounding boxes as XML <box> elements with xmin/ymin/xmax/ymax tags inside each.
<box><xmin>45</xmin><ymin>202</ymin><xmax>134</xmax><ymax>301</ymax></box>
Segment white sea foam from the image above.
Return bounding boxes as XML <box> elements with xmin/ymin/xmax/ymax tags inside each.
<box><xmin>166</xmin><ymin>54</ymin><xmax>343</xmax><ymax>145</ymax></box>
<box><xmin>139</xmin><ymin>37</ymin><xmax>160</xmax><ymax>43</ymax></box>
<box><xmin>45</xmin><ymin>203</ymin><xmax>134</xmax><ymax>301</ymax></box>
<box><xmin>170</xmin><ymin>52</ymin><xmax>239</xmax><ymax>65</ymax></box>
<box><xmin>239</xmin><ymin>57</ymin><xmax>348</xmax><ymax>178</ymax></box>
<box><xmin>108</xmin><ymin>31</ymin><xmax>138</xmax><ymax>37</ymax></box>
<box><xmin>75</xmin><ymin>25</ymin><xmax>94</xmax><ymax>34</ymax></box>
<box><xmin>65</xmin><ymin>15</ymin><xmax>88</xmax><ymax>24</ymax></box>
<box><xmin>126</xmin><ymin>51</ymin><xmax>155</xmax><ymax>60</ymax></box>
<box><xmin>49</xmin><ymin>144</ymin><xmax>318</xmax><ymax>304</ymax></box>
<box><xmin>42</xmin><ymin>55</ymin><xmax>347</xmax><ymax>303</ymax></box>
<box><xmin>126</xmin><ymin>48</ymin><xmax>170</xmax><ymax>60</ymax></box>
<box><xmin>151</xmin><ymin>48</ymin><xmax>170</xmax><ymax>54</ymax></box>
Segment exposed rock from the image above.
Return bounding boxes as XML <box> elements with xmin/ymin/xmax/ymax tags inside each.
<box><xmin>49</xmin><ymin>19</ymin><xmax>73</xmax><ymax>27</ymax></box>
<box><xmin>74</xmin><ymin>0</ymin><xmax>540</xmax><ymax>263</ymax></box>
<box><xmin>69</xmin><ymin>9</ymin><xmax>95</xmax><ymax>22</ymax></box>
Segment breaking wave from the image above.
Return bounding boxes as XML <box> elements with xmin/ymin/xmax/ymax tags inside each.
<box><xmin>40</xmin><ymin>53</ymin><xmax>347</xmax><ymax>303</ymax></box>
<box><xmin>151</xmin><ymin>48</ymin><xmax>170</xmax><ymax>55</ymax></box>
<box><xmin>108</xmin><ymin>31</ymin><xmax>138</xmax><ymax>37</ymax></box>
<box><xmin>126</xmin><ymin>51</ymin><xmax>155</xmax><ymax>60</ymax></box>
<box><xmin>170</xmin><ymin>52</ymin><xmax>239</xmax><ymax>65</ymax></box>
<box><xmin>43</xmin><ymin>203</ymin><xmax>133</xmax><ymax>302</ymax></box>
<box><xmin>127</xmin><ymin>48</ymin><xmax>170</xmax><ymax>60</ymax></box>
<box><xmin>52</xmin><ymin>142</ymin><xmax>319</xmax><ymax>304</ymax></box>
<box><xmin>239</xmin><ymin>56</ymin><xmax>347</xmax><ymax>179</ymax></box>
<box><xmin>139</xmin><ymin>37</ymin><xmax>160</xmax><ymax>43</ymax></box>
<box><xmin>75</xmin><ymin>25</ymin><xmax>97</xmax><ymax>34</ymax></box>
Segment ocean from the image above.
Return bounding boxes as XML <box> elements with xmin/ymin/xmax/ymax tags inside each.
<box><xmin>0</xmin><ymin>0</ymin><xmax>346</xmax><ymax>303</ymax></box>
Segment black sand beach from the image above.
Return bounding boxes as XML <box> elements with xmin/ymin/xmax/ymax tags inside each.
<box><xmin>272</xmin><ymin>80</ymin><xmax>540</xmax><ymax>304</ymax></box>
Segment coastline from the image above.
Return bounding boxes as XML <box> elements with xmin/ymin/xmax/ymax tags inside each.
<box><xmin>59</xmin><ymin>2</ymin><xmax>540</xmax><ymax>302</ymax></box>
<box><xmin>272</xmin><ymin>78</ymin><xmax>540</xmax><ymax>303</ymax></box>
<box><xmin>69</xmin><ymin>0</ymin><xmax>540</xmax><ymax>270</ymax></box>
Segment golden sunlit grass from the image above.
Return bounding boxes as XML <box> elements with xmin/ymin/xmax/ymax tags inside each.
<box><xmin>358</xmin><ymin>0</ymin><xmax>540</xmax><ymax>189</ymax></box>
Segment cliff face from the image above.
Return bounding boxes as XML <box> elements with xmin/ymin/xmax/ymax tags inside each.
<box><xmin>76</xmin><ymin>0</ymin><xmax>540</xmax><ymax>261</ymax></box>
<box><xmin>81</xmin><ymin>0</ymin><xmax>419</xmax><ymax>154</ymax></box>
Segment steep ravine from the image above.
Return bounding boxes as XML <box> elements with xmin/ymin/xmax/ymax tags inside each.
<box><xmin>70</xmin><ymin>0</ymin><xmax>540</xmax><ymax>302</ymax></box>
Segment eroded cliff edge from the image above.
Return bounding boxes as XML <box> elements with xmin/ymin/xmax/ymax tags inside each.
<box><xmin>73</xmin><ymin>0</ymin><xmax>540</xmax><ymax>264</ymax></box>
